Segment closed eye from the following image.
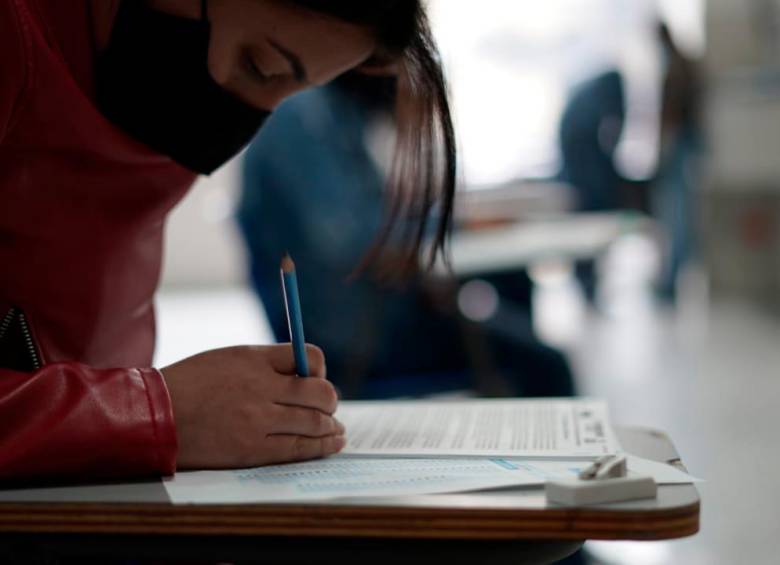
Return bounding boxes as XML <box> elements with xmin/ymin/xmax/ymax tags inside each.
<box><xmin>268</xmin><ymin>39</ymin><xmax>308</xmax><ymax>84</ymax></box>
<box><xmin>244</xmin><ymin>51</ymin><xmax>269</xmax><ymax>83</ymax></box>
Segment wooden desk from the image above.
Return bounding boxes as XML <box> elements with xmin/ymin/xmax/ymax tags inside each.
<box><xmin>0</xmin><ymin>427</ymin><xmax>698</xmax><ymax>564</ymax></box>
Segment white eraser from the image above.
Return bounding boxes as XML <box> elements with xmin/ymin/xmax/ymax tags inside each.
<box><xmin>545</xmin><ymin>475</ymin><xmax>657</xmax><ymax>506</ymax></box>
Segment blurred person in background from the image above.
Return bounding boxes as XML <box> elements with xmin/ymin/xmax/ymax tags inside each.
<box><xmin>0</xmin><ymin>0</ymin><xmax>455</xmax><ymax>481</ymax></box>
<box><xmin>558</xmin><ymin>68</ymin><xmax>629</xmax><ymax>302</ymax></box>
<box><xmin>557</xmin><ymin>18</ymin><xmax>701</xmax><ymax>303</ymax></box>
<box><xmin>559</xmin><ymin>71</ymin><xmax>627</xmax><ymax>217</ymax></box>
<box><xmin>654</xmin><ymin>21</ymin><xmax>702</xmax><ymax>300</ymax></box>
<box><xmin>238</xmin><ymin>75</ymin><xmax>576</xmax><ymax>400</ymax></box>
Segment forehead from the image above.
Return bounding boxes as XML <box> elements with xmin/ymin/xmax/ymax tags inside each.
<box><xmin>240</xmin><ymin>0</ymin><xmax>376</xmax><ymax>41</ymax></box>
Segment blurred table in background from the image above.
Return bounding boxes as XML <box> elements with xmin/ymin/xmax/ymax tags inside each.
<box><xmin>438</xmin><ymin>211</ymin><xmax>653</xmax><ymax>277</ymax></box>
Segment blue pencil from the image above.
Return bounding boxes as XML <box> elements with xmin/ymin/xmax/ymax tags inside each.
<box><xmin>280</xmin><ymin>253</ymin><xmax>309</xmax><ymax>377</ymax></box>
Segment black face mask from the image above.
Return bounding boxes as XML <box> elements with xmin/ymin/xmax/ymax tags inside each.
<box><xmin>96</xmin><ymin>0</ymin><xmax>270</xmax><ymax>175</ymax></box>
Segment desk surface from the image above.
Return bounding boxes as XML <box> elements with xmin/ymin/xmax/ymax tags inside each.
<box><xmin>0</xmin><ymin>427</ymin><xmax>698</xmax><ymax>542</ymax></box>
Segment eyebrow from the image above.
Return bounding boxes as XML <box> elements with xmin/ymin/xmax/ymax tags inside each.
<box><xmin>268</xmin><ymin>39</ymin><xmax>308</xmax><ymax>84</ymax></box>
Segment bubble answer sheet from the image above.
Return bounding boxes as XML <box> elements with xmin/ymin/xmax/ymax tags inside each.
<box><xmin>163</xmin><ymin>454</ymin><xmax>700</xmax><ymax>504</ymax></box>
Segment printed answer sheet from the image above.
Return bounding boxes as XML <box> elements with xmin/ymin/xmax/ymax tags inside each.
<box><xmin>163</xmin><ymin>455</ymin><xmax>700</xmax><ymax>504</ymax></box>
<box><xmin>165</xmin><ymin>457</ymin><xmax>536</xmax><ymax>504</ymax></box>
<box><xmin>337</xmin><ymin>399</ymin><xmax>619</xmax><ymax>458</ymax></box>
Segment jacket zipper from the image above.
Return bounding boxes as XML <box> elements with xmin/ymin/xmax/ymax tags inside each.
<box><xmin>0</xmin><ymin>307</ymin><xmax>43</xmax><ymax>370</ymax></box>
<box><xmin>0</xmin><ymin>307</ymin><xmax>16</xmax><ymax>341</ymax></box>
<box><xmin>17</xmin><ymin>311</ymin><xmax>42</xmax><ymax>370</ymax></box>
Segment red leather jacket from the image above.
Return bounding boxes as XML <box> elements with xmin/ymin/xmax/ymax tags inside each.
<box><xmin>0</xmin><ymin>0</ymin><xmax>197</xmax><ymax>480</ymax></box>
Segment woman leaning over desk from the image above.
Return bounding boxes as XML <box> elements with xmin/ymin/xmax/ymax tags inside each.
<box><xmin>0</xmin><ymin>0</ymin><xmax>455</xmax><ymax>480</ymax></box>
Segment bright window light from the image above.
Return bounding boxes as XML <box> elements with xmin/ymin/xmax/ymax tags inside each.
<box><xmin>428</xmin><ymin>0</ymin><xmax>704</xmax><ymax>188</ymax></box>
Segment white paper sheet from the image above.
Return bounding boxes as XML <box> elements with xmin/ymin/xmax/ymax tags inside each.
<box><xmin>164</xmin><ymin>457</ymin><xmax>536</xmax><ymax>504</ymax></box>
<box><xmin>337</xmin><ymin>399</ymin><xmax>619</xmax><ymax>458</ymax></box>
<box><xmin>163</xmin><ymin>454</ymin><xmax>699</xmax><ymax>504</ymax></box>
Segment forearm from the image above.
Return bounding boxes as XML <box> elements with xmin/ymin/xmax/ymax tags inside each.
<box><xmin>0</xmin><ymin>362</ymin><xmax>177</xmax><ymax>481</ymax></box>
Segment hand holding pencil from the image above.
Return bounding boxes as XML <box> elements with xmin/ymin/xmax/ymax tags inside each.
<box><xmin>158</xmin><ymin>253</ymin><xmax>345</xmax><ymax>470</ymax></box>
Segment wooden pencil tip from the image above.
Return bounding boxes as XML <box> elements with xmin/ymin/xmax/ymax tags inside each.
<box><xmin>281</xmin><ymin>253</ymin><xmax>295</xmax><ymax>273</ymax></box>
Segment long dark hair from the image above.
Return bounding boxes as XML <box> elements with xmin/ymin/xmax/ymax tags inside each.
<box><xmin>289</xmin><ymin>0</ymin><xmax>456</xmax><ymax>278</ymax></box>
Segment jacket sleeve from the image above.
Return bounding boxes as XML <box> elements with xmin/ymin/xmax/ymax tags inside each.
<box><xmin>0</xmin><ymin>0</ymin><xmax>30</xmax><ymax>145</ymax></box>
<box><xmin>0</xmin><ymin>363</ymin><xmax>178</xmax><ymax>481</ymax></box>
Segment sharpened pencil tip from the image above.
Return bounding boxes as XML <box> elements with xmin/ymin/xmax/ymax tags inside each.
<box><xmin>281</xmin><ymin>253</ymin><xmax>295</xmax><ymax>273</ymax></box>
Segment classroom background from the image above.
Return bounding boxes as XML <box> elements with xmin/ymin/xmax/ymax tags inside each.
<box><xmin>153</xmin><ymin>1</ymin><xmax>779</xmax><ymax>563</ymax></box>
